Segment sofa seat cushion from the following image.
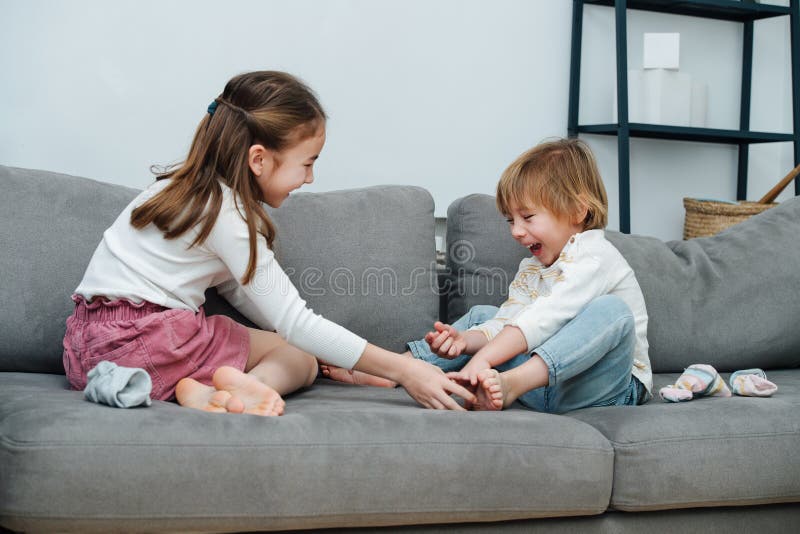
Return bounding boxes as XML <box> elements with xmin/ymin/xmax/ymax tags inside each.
<box><xmin>569</xmin><ymin>370</ymin><xmax>800</xmax><ymax>512</ymax></box>
<box><xmin>1</xmin><ymin>372</ymin><xmax>614</xmax><ymax>532</ymax></box>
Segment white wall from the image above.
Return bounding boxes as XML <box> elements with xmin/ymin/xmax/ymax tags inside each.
<box><xmin>0</xmin><ymin>0</ymin><xmax>794</xmax><ymax>241</ymax></box>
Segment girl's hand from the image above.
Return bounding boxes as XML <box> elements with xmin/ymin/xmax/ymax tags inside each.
<box><xmin>424</xmin><ymin>322</ymin><xmax>467</xmax><ymax>359</ymax></box>
<box><xmin>447</xmin><ymin>356</ymin><xmax>492</xmax><ymax>387</ymax></box>
<box><xmin>399</xmin><ymin>358</ymin><xmax>476</xmax><ymax>410</ymax></box>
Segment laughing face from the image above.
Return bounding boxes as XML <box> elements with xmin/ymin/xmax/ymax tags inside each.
<box><xmin>251</xmin><ymin>127</ymin><xmax>326</xmax><ymax>208</ymax></box>
<box><xmin>504</xmin><ymin>202</ymin><xmax>585</xmax><ymax>267</ymax></box>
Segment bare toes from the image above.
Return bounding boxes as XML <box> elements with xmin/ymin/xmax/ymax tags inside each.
<box><xmin>204</xmin><ymin>390</ymin><xmax>232</xmax><ymax>413</ymax></box>
<box><xmin>212</xmin><ymin>366</ymin><xmax>285</xmax><ymax>417</ymax></box>
<box><xmin>321</xmin><ymin>365</ymin><xmax>356</xmax><ymax>384</ymax></box>
<box><xmin>176</xmin><ymin>378</ymin><xmax>229</xmax><ymax>414</ymax></box>
<box><xmin>224</xmin><ymin>394</ymin><xmax>245</xmax><ymax>414</ymax></box>
<box><xmin>474</xmin><ymin>369</ymin><xmax>503</xmax><ymax>411</ymax></box>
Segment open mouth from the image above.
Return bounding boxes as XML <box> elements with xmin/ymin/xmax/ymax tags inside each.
<box><xmin>528</xmin><ymin>243</ymin><xmax>542</xmax><ymax>255</ymax></box>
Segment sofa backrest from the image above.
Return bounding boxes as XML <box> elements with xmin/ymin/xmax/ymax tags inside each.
<box><xmin>0</xmin><ymin>166</ymin><xmax>140</xmax><ymax>373</ymax></box>
<box><xmin>0</xmin><ymin>165</ymin><xmax>438</xmax><ymax>373</ymax></box>
<box><xmin>444</xmin><ymin>193</ymin><xmax>800</xmax><ymax>373</ymax></box>
<box><xmin>264</xmin><ymin>185</ymin><xmax>439</xmax><ymax>354</ymax></box>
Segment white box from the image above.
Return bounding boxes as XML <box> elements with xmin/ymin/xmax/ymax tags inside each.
<box><xmin>614</xmin><ymin>69</ymin><xmax>705</xmax><ymax>126</ymax></box>
<box><xmin>643</xmin><ymin>33</ymin><xmax>680</xmax><ymax>70</ymax></box>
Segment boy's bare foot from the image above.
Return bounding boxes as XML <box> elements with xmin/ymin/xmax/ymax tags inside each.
<box><xmin>212</xmin><ymin>366</ymin><xmax>285</xmax><ymax>416</ymax></box>
<box><xmin>320</xmin><ymin>364</ymin><xmax>397</xmax><ymax>388</ymax></box>
<box><xmin>175</xmin><ymin>377</ymin><xmax>234</xmax><ymax>413</ymax></box>
<box><xmin>473</xmin><ymin>369</ymin><xmax>509</xmax><ymax>411</ymax></box>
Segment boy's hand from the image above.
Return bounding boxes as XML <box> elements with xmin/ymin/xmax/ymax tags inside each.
<box><xmin>447</xmin><ymin>356</ymin><xmax>492</xmax><ymax>387</ymax></box>
<box><xmin>424</xmin><ymin>322</ymin><xmax>467</xmax><ymax>359</ymax></box>
<box><xmin>399</xmin><ymin>358</ymin><xmax>476</xmax><ymax>410</ymax></box>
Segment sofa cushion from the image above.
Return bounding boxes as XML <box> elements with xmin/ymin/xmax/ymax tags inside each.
<box><xmin>0</xmin><ymin>165</ymin><xmax>438</xmax><ymax>373</ymax></box>
<box><xmin>0</xmin><ymin>166</ymin><xmax>140</xmax><ymax>373</ymax></box>
<box><xmin>265</xmin><ymin>185</ymin><xmax>439</xmax><ymax>353</ymax></box>
<box><xmin>445</xmin><ymin>193</ymin><xmax>800</xmax><ymax>373</ymax></box>
<box><xmin>606</xmin><ymin>197</ymin><xmax>800</xmax><ymax>372</ymax></box>
<box><xmin>0</xmin><ymin>373</ymin><xmax>615</xmax><ymax>531</ymax></box>
<box><xmin>569</xmin><ymin>369</ymin><xmax>800</xmax><ymax>511</ymax></box>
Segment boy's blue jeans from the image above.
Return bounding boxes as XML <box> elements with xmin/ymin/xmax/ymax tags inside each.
<box><xmin>407</xmin><ymin>295</ymin><xmax>645</xmax><ymax>414</ymax></box>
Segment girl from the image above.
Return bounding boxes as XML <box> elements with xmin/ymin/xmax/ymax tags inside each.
<box><xmin>63</xmin><ymin>71</ymin><xmax>474</xmax><ymax>415</ymax></box>
<box><xmin>407</xmin><ymin>138</ymin><xmax>653</xmax><ymax>412</ymax></box>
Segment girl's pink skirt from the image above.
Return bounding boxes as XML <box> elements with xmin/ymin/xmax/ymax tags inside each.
<box><xmin>63</xmin><ymin>295</ymin><xmax>251</xmax><ymax>401</ymax></box>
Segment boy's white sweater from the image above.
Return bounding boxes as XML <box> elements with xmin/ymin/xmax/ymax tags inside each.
<box><xmin>469</xmin><ymin>229</ymin><xmax>653</xmax><ymax>394</ymax></box>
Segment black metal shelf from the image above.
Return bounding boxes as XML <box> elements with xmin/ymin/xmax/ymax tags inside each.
<box><xmin>583</xmin><ymin>0</ymin><xmax>790</xmax><ymax>22</ymax></box>
<box><xmin>568</xmin><ymin>0</ymin><xmax>800</xmax><ymax>233</ymax></box>
<box><xmin>577</xmin><ymin>124</ymin><xmax>795</xmax><ymax>144</ymax></box>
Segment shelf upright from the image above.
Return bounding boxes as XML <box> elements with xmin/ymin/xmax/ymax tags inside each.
<box><xmin>615</xmin><ymin>0</ymin><xmax>632</xmax><ymax>233</ymax></box>
<box><xmin>738</xmin><ymin>7</ymin><xmax>754</xmax><ymax>201</ymax></box>
<box><xmin>793</xmin><ymin>0</ymin><xmax>800</xmax><ymax>194</ymax></box>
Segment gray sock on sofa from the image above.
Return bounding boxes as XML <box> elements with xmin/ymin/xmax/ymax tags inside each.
<box><xmin>84</xmin><ymin>361</ymin><xmax>153</xmax><ymax>408</ymax></box>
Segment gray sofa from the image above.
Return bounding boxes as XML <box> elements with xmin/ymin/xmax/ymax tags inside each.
<box><xmin>1</xmin><ymin>164</ymin><xmax>799</xmax><ymax>533</ymax></box>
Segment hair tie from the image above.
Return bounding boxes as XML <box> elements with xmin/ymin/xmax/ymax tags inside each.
<box><xmin>207</xmin><ymin>101</ymin><xmax>218</xmax><ymax>116</ymax></box>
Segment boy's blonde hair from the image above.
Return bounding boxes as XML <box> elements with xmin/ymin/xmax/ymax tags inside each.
<box><xmin>496</xmin><ymin>138</ymin><xmax>608</xmax><ymax>230</ymax></box>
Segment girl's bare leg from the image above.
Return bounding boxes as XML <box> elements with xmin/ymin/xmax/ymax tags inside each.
<box><xmin>244</xmin><ymin>328</ymin><xmax>319</xmax><ymax>394</ymax></box>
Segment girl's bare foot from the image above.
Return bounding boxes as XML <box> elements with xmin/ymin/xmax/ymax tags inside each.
<box><xmin>474</xmin><ymin>369</ymin><xmax>508</xmax><ymax>411</ymax></box>
<box><xmin>212</xmin><ymin>366</ymin><xmax>285</xmax><ymax>416</ymax></box>
<box><xmin>320</xmin><ymin>364</ymin><xmax>397</xmax><ymax>388</ymax></box>
<box><xmin>175</xmin><ymin>377</ymin><xmax>234</xmax><ymax>413</ymax></box>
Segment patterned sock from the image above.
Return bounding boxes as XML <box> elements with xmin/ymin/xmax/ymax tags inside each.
<box><xmin>659</xmin><ymin>364</ymin><xmax>731</xmax><ymax>403</ymax></box>
<box><xmin>729</xmin><ymin>368</ymin><xmax>778</xmax><ymax>397</ymax></box>
<box><xmin>658</xmin><ymin>385</ymin><xmax>692</xmax><ymax>402</ymax></box>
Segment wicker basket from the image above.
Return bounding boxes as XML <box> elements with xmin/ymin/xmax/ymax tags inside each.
<box><xmin>682</xmin><ymin>198</ymin><xmax>776</xmax><ymax>239</ymax></box>
<box><xmin>682</xmin><ymin>164</ymin><xmax>800</xmax><ymax>239</ymax></box>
